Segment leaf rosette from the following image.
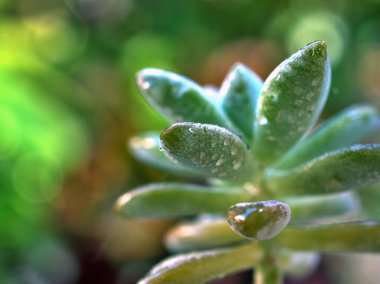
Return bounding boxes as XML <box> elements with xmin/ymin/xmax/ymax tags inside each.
<box><xmin>116</xmin><ymin>41</ymin><xmax>380</xmax><ymax>284</ymax></box>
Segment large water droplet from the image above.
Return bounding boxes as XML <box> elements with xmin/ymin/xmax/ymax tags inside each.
<box><xmin>227</xmin><ymin>201</ymin><xmax>291</xmax><ymax>240</ymax></box>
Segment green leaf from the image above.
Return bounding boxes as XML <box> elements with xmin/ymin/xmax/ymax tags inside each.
<box><xmin>253</xmin><ymin>41</ymin><xmax>331</xmax><ymax>164</ymax></box>
<box><xmin>356</xmin><ymin>183</ymin><xmax>380</xmax><ymax>219</ymax></box>
<box><xmin>265</xmin><ymin>145</ymin><xmax>380</xmax><ymax>196</ymax></box>
<box><xmin>165</xmin><ymin>216</ymin><xmax>245</xmax><ymax>252</ymax></box>
<box><xmin>220</xmin><ymin>63</ymin><xmax>263</xmax><ymax>142</ymax></box>
<box><xmin>160</xmin><ymin>123</ymin><xmax>251</xmax><ymax>179</ymax></box>
<box><xmin>227</xmin><ymin>201</ymin><xmax>291</xmax><ymax>240</ymax></box>
<box><xmin>136</xmin><ymin>68</ymin><xmax>231</xmax><ymax>128</ymax></box>
<box><xmin>128</xmin><ymin>132</ymin><xmax>198</xmax><ymax>176</ymax></box>
<box><xmin>275</xmin><ymin>105</ymin><xmax>380</xmax><ymax>169</ymax></box>
<box><xmin>139</xmin><ymin>242</ymin><xmax>263</xmax><ymax>284</ymax></box>
<box><xmin>278</xmin><ymin>221</ymin><xmax>380</xmax><ymax>252</ymax></box>
<box><xmin>115</xmin><ymin>183</ymin><xmax>251</xmax><ymax>218</ymax></box>
<box><xmin>285</xmin><ymin>191</ymin><xmax>360</xmax><ymax>223</ymax></box>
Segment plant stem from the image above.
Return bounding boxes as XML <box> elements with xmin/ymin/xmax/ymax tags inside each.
<box><xmin>254</xmin><ymin>246</ymin><xmax>284</xmax><ymax>284</ymax></box>
<box><xmin>254</xmin><ymin>263</ymin><xmax>283</xmax><ymax>284</ymax></box>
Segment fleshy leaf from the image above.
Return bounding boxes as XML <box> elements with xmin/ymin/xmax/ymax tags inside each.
<box><xmin>253</xmin><ymin>41</ymin><xmax>331</xmax><ymax>164</ymax></box>
<box><xmin>356</xmin><ymin>183</ymin><xmax>380</xmax><ymax>219</ymax></box>
<box><xmin>129</xmin><ymin>132</ymin><xmax>199</xmax><ymax>176</ymax></box>
<box><xmin>227</xmin><ymin>201</ymin><xmax>291</xmax><ymax>240</ymax></box>
<box><xmin>275</xmin><ymin>105</ymin><xmax>380</xmax><ymax>169</ymax></box>
<box><xmin>285</xmin><ymin>191</ymin><xmax>360</xmax><ymax>223</ymax></box>
<box><xmin>115</xmin><ymin>183</ymin><xmax>251</xmax><ymax>218</ymax></box>
<box><xmin>220</xmin><ymin>63</ymin><xmax>263</xmax><ymax>142</ymax></box>
<box><xmin>160</xmin><ymin>123</ymin><xmax>251</xmax><ymax>179</ymax></box>
<box><xmin>136</xmin><ymin>68</ymin><xmax>231</xmax><ymax>128</ymax></box>
<box><xmin>265</xmin><ymin>145</ymin><xmax>380</xmax><ymax>196</ymax></box>
<box><xmin>278</xmin><ymin>221</ymin><xmax>380</xmax><ymax>252</ymax></box>
<box><xmin>138</xmin><ymin>242</ymin><xmax>263</xmax><ymax>284</ymax></box>
<box><xmin>165</xmin><ymin>216</ymin><xmax>245</xmax><ymax>252</ymax></box>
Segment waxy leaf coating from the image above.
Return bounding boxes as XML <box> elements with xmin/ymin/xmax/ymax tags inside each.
<box><xmin>136</xmin><ymin>68</ymin><xmax>231</xmax><ymax>128</ymax></box>
<box><xmin>220</xmin><ymin>63</ymin><xmax>263</xmax><ymax>142</ymax></box>
<box><xmin>165</xmin><ymin>217</ymin><xmax>245</xmax><ymax>252</ymax></box>
<box><xmin>278</xmin><ymin>221</ymin><xmax>380</xmax><ymax>252</ymax></box>
<box><xmin>276</xmin><ymin>105</ymin><xmax>380</xmax><ymax>169</ymax></box>
<box><xmin>115</xmin><ymin>183</ymin><xmax>251</xmax><ymax>218</ymax></box>
<box><xmin>129</xmin><ymin>132</ymin><xmax>198</xmax><ymax>176</ymax></box>
<box><xmin>253</xmin><ymin>40</ymin><xmax>331</xmax><ymax>164</ymax></box>
<box><xmin>160</xmin><ymin>123</ymin><xmax>250</xmax><ymax>179</ymax></box>
<box><xmin>227</xmin><ymin>201</ymin><xmax>291</xmax><ymax>240</ymax></box>
<box><xmin>284</xmin><ymin>191</ymin><xmax>359</xmax><ymax>223</ymax></box>
<box><xmin>139</xmin><ymin>242</ymin><xmax>263</xmax><ymax>284</ymax></box>
<box><xmin>266</xmin><ymin>145</ymin><xmax>380</xmax><ymax>196</ymax></box>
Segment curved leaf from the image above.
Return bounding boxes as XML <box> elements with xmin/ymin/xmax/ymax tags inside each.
<box><xmin>115</xmin><ymin>183</ymin><xmax>251</xmax><ymax>218</ymax></box>
<box><xmin>165</xmin><ymin>216</ymin><xmax>245</xmax><ymax>252</ymax></box>
<box><xmin>139</xmin><ymin>242</ymin><xmax>263</xmax><ymax>284</ymax></box>
<box><xmin>278</xmin><ymin>221</ymin><xmax>380</xmax><ymax>252</ymax></box>
<box><xmin>265</xmin><ymin>145</ymin><xmax>380</xmax><ymax>196</ymax></box>
<box><xmin>220</xmin><ymin>63</ymin><xmax>263</xmax><ymax>142</ymax></box>
<box><xmin>276</xmin><ymin>105</ymin><xmax>380</xmax><ymax>169</ymax></box>
<box><xmin>284</xmin><ymin>191</ymin><xmax>360</xmax><ymax>223</ymax></box>
<box><xmin>253</xmin><ymin>41</ymin><xmax>331</xmax><ymax>164</ymax></box>
<box><xmin>129</xmin><ymin>132</ymin><xmax>199</xmax><ymax>176</ymax></box>
<box><xmin>357</xmin><ymin>183</ymin><xmax>380</xmax><ymax>219</ymax></box>
<box><xmin>136</xmin><ymin>68</ymin><xmax>231</xmax><ymax>128</ymax></box>
<box><xmin>160</xmin><ymin>123</ymin><xmax>251</xmax><ymax>179</ymax></box>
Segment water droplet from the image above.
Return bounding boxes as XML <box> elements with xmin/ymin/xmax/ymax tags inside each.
<box><xmin>231</xmin><ymin>148</ymin><xmax>237</xmax><ymax>156</ymax></box>
<box><xmin>258</xmin><ymin>115</ymin><xmax>268</xmax><ymax>125</ymax></box>
<box><xmin>189</xmin><ymin>127</ymin><xmax>194</xmax><ymax>133</ymax></box>
<box><xmin>227</xmin><ymin>201</ymin><xmax>291</xmax><ymax>240</ymax></box>
<box><xmin>233</xmin><ymin>161</ymin><xmax>242</xmax><ymax>170</ymax></box>
<box><xmin>216</xmin><ymin>159</ymin><xmax>224</xmax><ymax>166</ymax></box>
<box><xmin>223</xmin><ymin>140</ymin><xmax>229</xmax><ymax>146</ymax></box>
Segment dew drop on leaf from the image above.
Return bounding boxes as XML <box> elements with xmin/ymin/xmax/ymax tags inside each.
<box><xmin>227</xmin><ymin>201</ymin><xmax>291</xmax><ymax>240</ymax></box>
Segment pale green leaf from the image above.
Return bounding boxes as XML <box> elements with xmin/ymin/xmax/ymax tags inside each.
<box><xmin>136</xmin><ymin>68</ymin><xmax>232</xmax><ymax>128</ymax></box>
<box><xmin>139</xmin><ymin>242</ymin><xmax>263</xmax><ymax>284</ymax></box>
<box><xmin>128</xmin><ymin>132</ymin><xmax>198</xmax><ymax>176</ymax></box>
<box><xmin>160</xmin><ymin>123</ymin><xmax>251</xmax><ymax>179</ymax></box>
<box><xmin>220</xmin><ymin>63</ymin><xmax>263</xmax><ymax>142</ymax></box>
<box><xmin>165</xmin><ymin>216</ymin><xmax>245</xmax><ymax>252</ymax></box>
<box><xmin>284</xmin><ymin>191</ymin><xmax>360</xmax><ymax>223</ymax></box>
<box><xmin>253</xmin><ymin>41</ymin><xmax>331</xmax><ymax>164</ymax></box>
<box><xmin>115</xmin><ymin>183</ymin><xmax>251</xmax><ymax>218</ymax></box>
<box><xmin>265</xmin><ymin>145</ymin><xmax>380</xmax><ymax>196</ymax></box>
<box><xmin>356</xmin><ymin>183</ymin><xmax>380</xmax><ymax>219</ymax></box>
<box><xmin>276</xmin><ymin>105</ymin><xmax>380</xmax><ymax>169</ymax></box>
<box><xmin>278</xmin><ymin>221</ymin><xmax>380</xmax><ymax>252</ymax></box>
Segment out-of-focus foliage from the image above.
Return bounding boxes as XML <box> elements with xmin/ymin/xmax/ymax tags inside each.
<box><xmin>0</xmin><ymin>0</ymin><xmax>379</xmax><ymax>283</ymax></box>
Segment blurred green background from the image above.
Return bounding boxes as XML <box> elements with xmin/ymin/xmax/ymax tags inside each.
<box><xmin>0</xmin><ymin>0</ymin><xmax>379</xmax><ymax>283</ymax></box>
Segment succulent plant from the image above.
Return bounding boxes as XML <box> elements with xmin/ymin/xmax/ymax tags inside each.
<box><xmin>115</xmin><ymin>41</ymin><xmax>380</xmax><ymax>283</ymax></box>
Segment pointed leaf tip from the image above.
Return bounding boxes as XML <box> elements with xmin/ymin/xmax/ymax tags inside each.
<box><xmin>253</xmin><ymin>41</ymin><xmax>331</xmax><ymax>164</ymax></box>
<box><xmin>220</xmin><ymin>63</ymin><xmax>263</xmax><ymax>142</ymax></box>
<box><xmin>128</xmin><ymin>132</ymin><xmax>199</xmax><ymax>176</ymax></box>
<box><xmin>136</xmin><ymin>68</ymin><xmax>231</xmax><ymax>128</ymax></box>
